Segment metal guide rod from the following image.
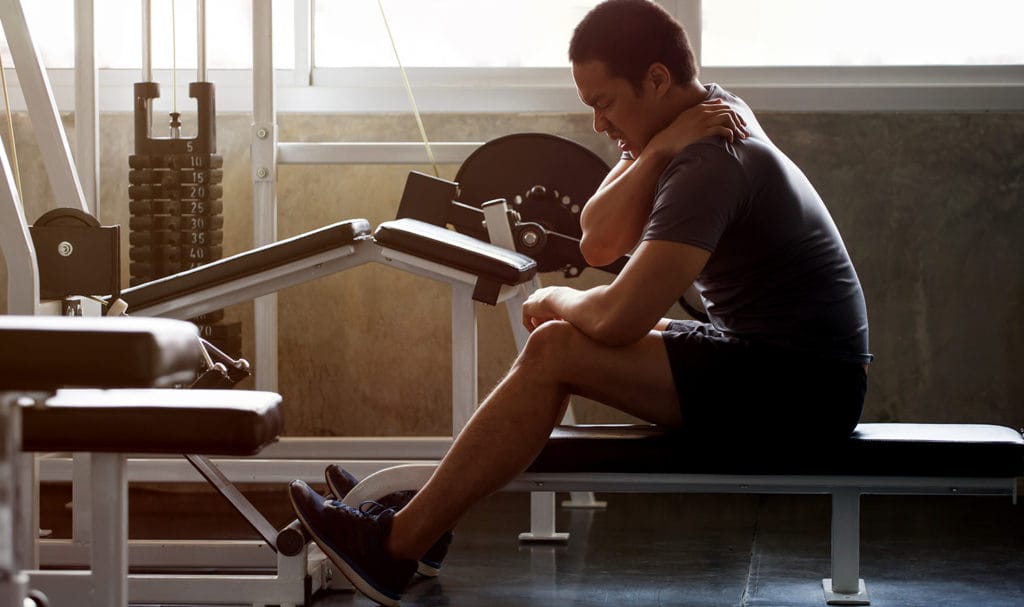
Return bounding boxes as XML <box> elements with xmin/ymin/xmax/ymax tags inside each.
<box><xmin>197</xmin><ymin>0</ymin><xmax>206</xmax><ymax>82</ymax></box>
<box><xmin>142</xmin><ymin>0</ymin><xmax>151</xmax><ymax>82</ymax></box>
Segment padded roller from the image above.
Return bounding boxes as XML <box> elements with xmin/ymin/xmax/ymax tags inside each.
<box><xmin>374</xmin><ymin>218</ymin><xmax>537</xmax><ymax>295</ymax></box>
<box><xmin>0</xmin><ymin>315</ymin><xmax>201</xmax><ymax>390</ymax></box>
<box><xmin>22</xmin><ymin>388</ymin><xmax>282</xmax><ymax>455</ymax></box>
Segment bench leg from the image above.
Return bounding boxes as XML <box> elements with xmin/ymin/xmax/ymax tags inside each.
<box><xmin>451</xmin><ymin>282</ymin><xmax>479</xmax><ymax>436</ymax></box>
<box><xmin>519</xmin><ymin>492</ymin><xmax>569</xmax><ymax>543</ymax></box>
<box><xmin>1</xmin><ymin>396</ymin><xmax>30</xmax><ymax>607</ymax></box>
<box><xmin>823</xmin><ymin>488</ymin><xmax>869</xmax><ymax>605</ymax></box>
<box><xmin>91</xmin><ymin>453</ymin><xmax>127</xmax><ymax>607</ymax></box>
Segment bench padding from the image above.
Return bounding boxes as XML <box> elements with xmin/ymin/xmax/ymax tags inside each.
<box><xmin>22</xmin><ymin>388</ymin><xmax>283</xmax><ymax>456</ymax></box>
<box><xmin>0</xmin><ymin>316</ymin><xmax>200</xmax><ymax>390</ymax></box>
<box><xmin>374</xmin><ymin>218</ymin><xmax>537</xmax><ymax>292</ymax></box>
<box><xmin>529</xmin><ymin>423</ymin><xmax>1024</xmax><ymax>478</ymax></box>
<box><xmin>121</xmin><ymin>219</ymin><xmax>371</xmax><ymax>312</ymax></box>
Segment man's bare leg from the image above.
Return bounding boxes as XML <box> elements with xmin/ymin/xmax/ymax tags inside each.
<box><xmin>385</xmin><ymin>320</ymin><xmax>682</xmax><ymax>561</ymax></box>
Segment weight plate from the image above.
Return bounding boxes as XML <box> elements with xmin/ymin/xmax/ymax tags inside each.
<box><xmin>129</xmin><ymin>230</ymin><xmax>224</xmax><ymax>247</ymax></box>
<box><xmin>129</xmin><ymin>198</ymin><xmax>224</xmax><ymax>215</ymax></box>
<box><xmin>130</xmin><ymin>214</ymin><xmax>224</xmax><ymax>232</ymax></box>
<box><xmin>454</xmin><ymin>133</ymin><xmax>609</xmax><ymax>239</ymax></box>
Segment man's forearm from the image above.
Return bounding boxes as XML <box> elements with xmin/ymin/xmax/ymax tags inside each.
<box><xmin>580</xmin><ymin>150</ymin><xmax>673</xmax><ymax>267</ymax></box>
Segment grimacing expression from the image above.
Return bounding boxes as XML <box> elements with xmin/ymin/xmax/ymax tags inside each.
<box><xmin>572</xmin><ymin>60</ymin><xmax>663</xmax><ymax>156</ymax></box>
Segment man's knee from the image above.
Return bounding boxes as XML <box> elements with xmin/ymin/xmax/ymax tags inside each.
<box><xmin>517</xmin><ymin>321</ymin><xmax>585</xmax><ymax>373</ymax></box>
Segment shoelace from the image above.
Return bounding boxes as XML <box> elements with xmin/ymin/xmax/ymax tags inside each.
<box><xmin>357</xmin><ymin>499</ymin><xmax>398</xmax><ymax>518</ymax></box>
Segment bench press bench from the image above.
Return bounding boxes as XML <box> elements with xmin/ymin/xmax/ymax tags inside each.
<box><xmin>340</xmin><ymin>419</ymin><xmax>1024</xmax><ymax>605</ymax></box>
<box><xmin>0</xmin><ymin>315</ymin><xmax>283</xmax><ymax>607</ymax></box>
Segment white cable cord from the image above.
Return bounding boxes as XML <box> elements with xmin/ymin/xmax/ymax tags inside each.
<box><xmin>377</xmin><ymin>0</ymin><xmax>439</xmax><ymax>177</ymax></box>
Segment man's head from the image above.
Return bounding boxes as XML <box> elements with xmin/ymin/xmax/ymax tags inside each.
<box><xmin>569</xmin><ymin>0</ymin><xmax>697</xmax><ymax>92</ymax></box>
<box><xmin>569</xmin><ymin>0</ymin><xmax>699</xmax><ymax>155</ymax></box>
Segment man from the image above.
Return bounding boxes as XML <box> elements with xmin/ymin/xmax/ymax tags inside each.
<box><xmin>289</xmin><ymin>1</ymin><xmax>872</xmax><ymax>604</ymax></box>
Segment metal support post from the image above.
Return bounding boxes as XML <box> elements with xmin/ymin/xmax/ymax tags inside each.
<box><xmin>74</xmin><ymin>0</ymin><xmax>99</xmax><ymax>217</ymax></box>
<box><xmin>0</xmin><ymin>129</ymin><xmax>40</xmax><ymax>315</ymax></box>
<box><xmin>450</xmin><ymin>282</ymin><xmax>478</xmax><ymax>435</ymax></box>
<box><xmin>823</xmin><ymin>488</ymin><xmax>870</xmax><ymax>605</ymax></box>
<box><xmin>518</xmin><ymin>491</ymin><xmax>568</xmax><ymax>543</ymax></box>
<box><xmin>252</xmin><ymin>0</ymin><xmax>279</xmax><ymax>391</ymax></box>
<box><xmin>90</xmin><ymin>453</ymin><xmax>127</xmax><ymax>607</ymax></box>
<box><xmin>0</xmin><ymin>395</ymin><xmax>30</xmax><ymax>607</ymax></box>
<box><xmin>0</xmin><ymin>0</ymin><xmax>89</xmax><ymax>214</ymax></box>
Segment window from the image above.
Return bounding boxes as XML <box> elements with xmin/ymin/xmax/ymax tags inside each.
<box><xmin>0</xmin><ymin>0</ymin><xmax>1020</xmax><ymax>113</ymax></box>
<box><xmin>314</xmin><ymin>0</ymin><xmax>600</xmax><ymax>68</ymax></box>
<box><xmin>701</xmin><ymin>0</ymin><xmax>1024</xmax><ymax>67</ymax></box>
<box><xmin>0</xmin><ymin>0</ymin><xmax>294</xmax><ymax>69</ymax></box>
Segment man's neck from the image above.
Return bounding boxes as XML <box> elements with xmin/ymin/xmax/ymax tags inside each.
<box><xmin>671</xmin><ymin>79</ymin><xmax>710</xmax><ymax>114</ymax></box>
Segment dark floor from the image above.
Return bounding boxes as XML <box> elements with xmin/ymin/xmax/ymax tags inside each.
<box><xmin>40</xmin><ymin>484</ymin><xmax>1024</xmax><ymax>606</ymax></box>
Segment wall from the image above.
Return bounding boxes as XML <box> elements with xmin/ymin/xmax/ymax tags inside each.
<box><xmin>1</xmin><ymin>109</ymin><xmax>1021</xmax><ymax>435</ymax></box>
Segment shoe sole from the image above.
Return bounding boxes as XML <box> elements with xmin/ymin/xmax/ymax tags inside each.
<box><xmin>327</xmin><ymin>468</ymin><xmax>439</xmax><ymax>578</ymax></box>
<box><xmin>289</xmin><ymin>490</ymin><xmax>401</xmax><ymax>607</ymax></box>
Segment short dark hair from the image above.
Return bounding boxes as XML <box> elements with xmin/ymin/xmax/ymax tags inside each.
<box><xmin>569</xmin><ymin>0</ymin><xmax>697</xmax><ymax>91</ymax></box>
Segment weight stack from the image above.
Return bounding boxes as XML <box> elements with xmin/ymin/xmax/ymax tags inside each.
<box><xmin>128</xmin><ymin>81</ymin><xmax>241</xmax><ymax>357</ymax></box>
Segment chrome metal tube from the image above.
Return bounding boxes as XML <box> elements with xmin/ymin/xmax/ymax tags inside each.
<box><xmin>197</xmin><ymin>0</ymin><xmax>206</xmax><ymax>82</ymax></box>
<box><xmin>141</xmin><ymin>0</ymin><xmax>151</xmax><ymax>81</ymax></box>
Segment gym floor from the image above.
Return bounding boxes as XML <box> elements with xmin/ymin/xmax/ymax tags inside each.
<box><xmin>40</xmin><ymin>484</ymin><xmax>1024</xmax><ymax>607</ymax></box>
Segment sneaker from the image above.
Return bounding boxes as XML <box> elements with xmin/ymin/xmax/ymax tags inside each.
<box><xmin>325</xmin><ymin>464</ymin><xmax>453</xmax><ymax>577</ymax></box>
<box><xmin>289</xmin><ymin>480</ymin><xmax>416</xmax><ymax>606</ymax></box>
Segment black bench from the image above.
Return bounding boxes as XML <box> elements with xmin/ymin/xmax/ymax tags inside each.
<box><xmin>340</xmin><ymin>423</ymin><xmax>1022</xmax><ymax>605</ymax></box>
<box><xmin>0</xmin><ymin>315</ymin><xmax>282</xmax><ymax>607</ymax></box>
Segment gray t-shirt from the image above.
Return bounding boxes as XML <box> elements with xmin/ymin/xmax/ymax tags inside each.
<box><xmin>642</xmin><ymin>84</ymin><xmax>871</xmax><ymax>364</ymax></box>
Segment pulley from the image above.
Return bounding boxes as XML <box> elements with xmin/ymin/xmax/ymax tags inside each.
<box><xmin>30</xmin><ymin>208</ymin><xmax>120</xmax><ymax>301</ymax></box>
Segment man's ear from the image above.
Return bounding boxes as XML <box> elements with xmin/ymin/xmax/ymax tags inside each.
<box><xmin>647</xmin><ymin>63</ymin><xmax>673</xmax><ymax>96</ymax></box>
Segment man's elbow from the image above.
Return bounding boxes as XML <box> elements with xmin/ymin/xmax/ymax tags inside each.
<box><xmin>580</xmin><ymin>235</ymin><xmax>623</xmax><ymax>269</ymax></box>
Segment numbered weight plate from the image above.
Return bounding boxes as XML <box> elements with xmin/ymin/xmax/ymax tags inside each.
<box><xmin>129</xmin><ymin>230</ymin><xmax>224</xmax><ymax>247</ymax></box>
<box><xmin>130</xmin><ymin>214</ymin><xmax>224</xmax><ymax>232</ymax></box>
<box><xmin>129</xmin><ymin>198</ymin><xmax>224</xmax><ymax>216</ymax></box>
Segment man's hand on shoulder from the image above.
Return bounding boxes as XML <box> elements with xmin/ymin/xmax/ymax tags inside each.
<box><xmin>645</xmin><ymin>99</ymin><xmax>748</xmax><ymax>160</ymax></box>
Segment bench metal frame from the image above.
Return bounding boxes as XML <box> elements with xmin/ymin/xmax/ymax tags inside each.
<box><xmin>514</xmin><ymin>471</ymin><xmax>1017</xmax><ymax>605</ymax></box>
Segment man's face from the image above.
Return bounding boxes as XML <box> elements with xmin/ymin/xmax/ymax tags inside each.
<box><xmin>572</xmin><ymin>60</ymin><xmax>661</xmax><ymax>156</ymax></box>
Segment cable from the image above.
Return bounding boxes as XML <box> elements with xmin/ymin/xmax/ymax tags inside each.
<box><xmin>0</xmin><ymin>56</ymin><xmax>23</xmax><ymax>201</ymax></box>
<box><xmin>377</xmin><ymin>0</ymin><xmax>439</xmax><ymax>177</ymax></box>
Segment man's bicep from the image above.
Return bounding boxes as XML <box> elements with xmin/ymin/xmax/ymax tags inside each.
<box><xmin>596</xmin><ymin>156</ymin><xmax>633</xmax><ymax>191</ymax></box>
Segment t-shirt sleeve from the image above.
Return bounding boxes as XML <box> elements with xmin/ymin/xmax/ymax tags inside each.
<box><xmin>642</xmin><ymin>144</ymin><xmax>748</xmax><ymax>253</ymax></box>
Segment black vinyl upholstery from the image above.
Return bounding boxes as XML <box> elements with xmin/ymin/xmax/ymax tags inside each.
<box><xmin>530</xmin><ymin>423</ymin><xmax>1024</xmax><ymax>478</ymax></box>
<box><xmin>22</xmin><ymin>388</ymin><xmax>282</xmax><ymax>456</ymax></box>
<box><xmin>373</xmin><ymin>218</ymin><xmax>537</xmax><ymax>304</ymax></box>
<box><xmin>0</xmin><ymin>315</ymin><xmax>200</xmax><ymax>389</ymax></box>
<box><xmin>121</xmin><ymin>219</ymin><xmax>371</xmax><ymax>312</ymax></box>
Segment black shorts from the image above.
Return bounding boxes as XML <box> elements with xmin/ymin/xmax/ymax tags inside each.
<box><xmin>661</xmin><ymin>320</ymin><xmax>866</xmax><ymax>440</ymax></box>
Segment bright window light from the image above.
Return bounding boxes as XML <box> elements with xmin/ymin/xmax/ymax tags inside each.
<box><xmin>313</xmin><ymin>0</ymin><xmax>602</xmax><ymax>67</ymax></box>
<box><xmin>702</xmin><ymin>0</ymin><xmax>1024</xmax><ymax>66</ymax></box>
<box><xmin>0</xmin><ymin>0</ymin><xmax>294</xmax><ymax>70</ymax></box>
